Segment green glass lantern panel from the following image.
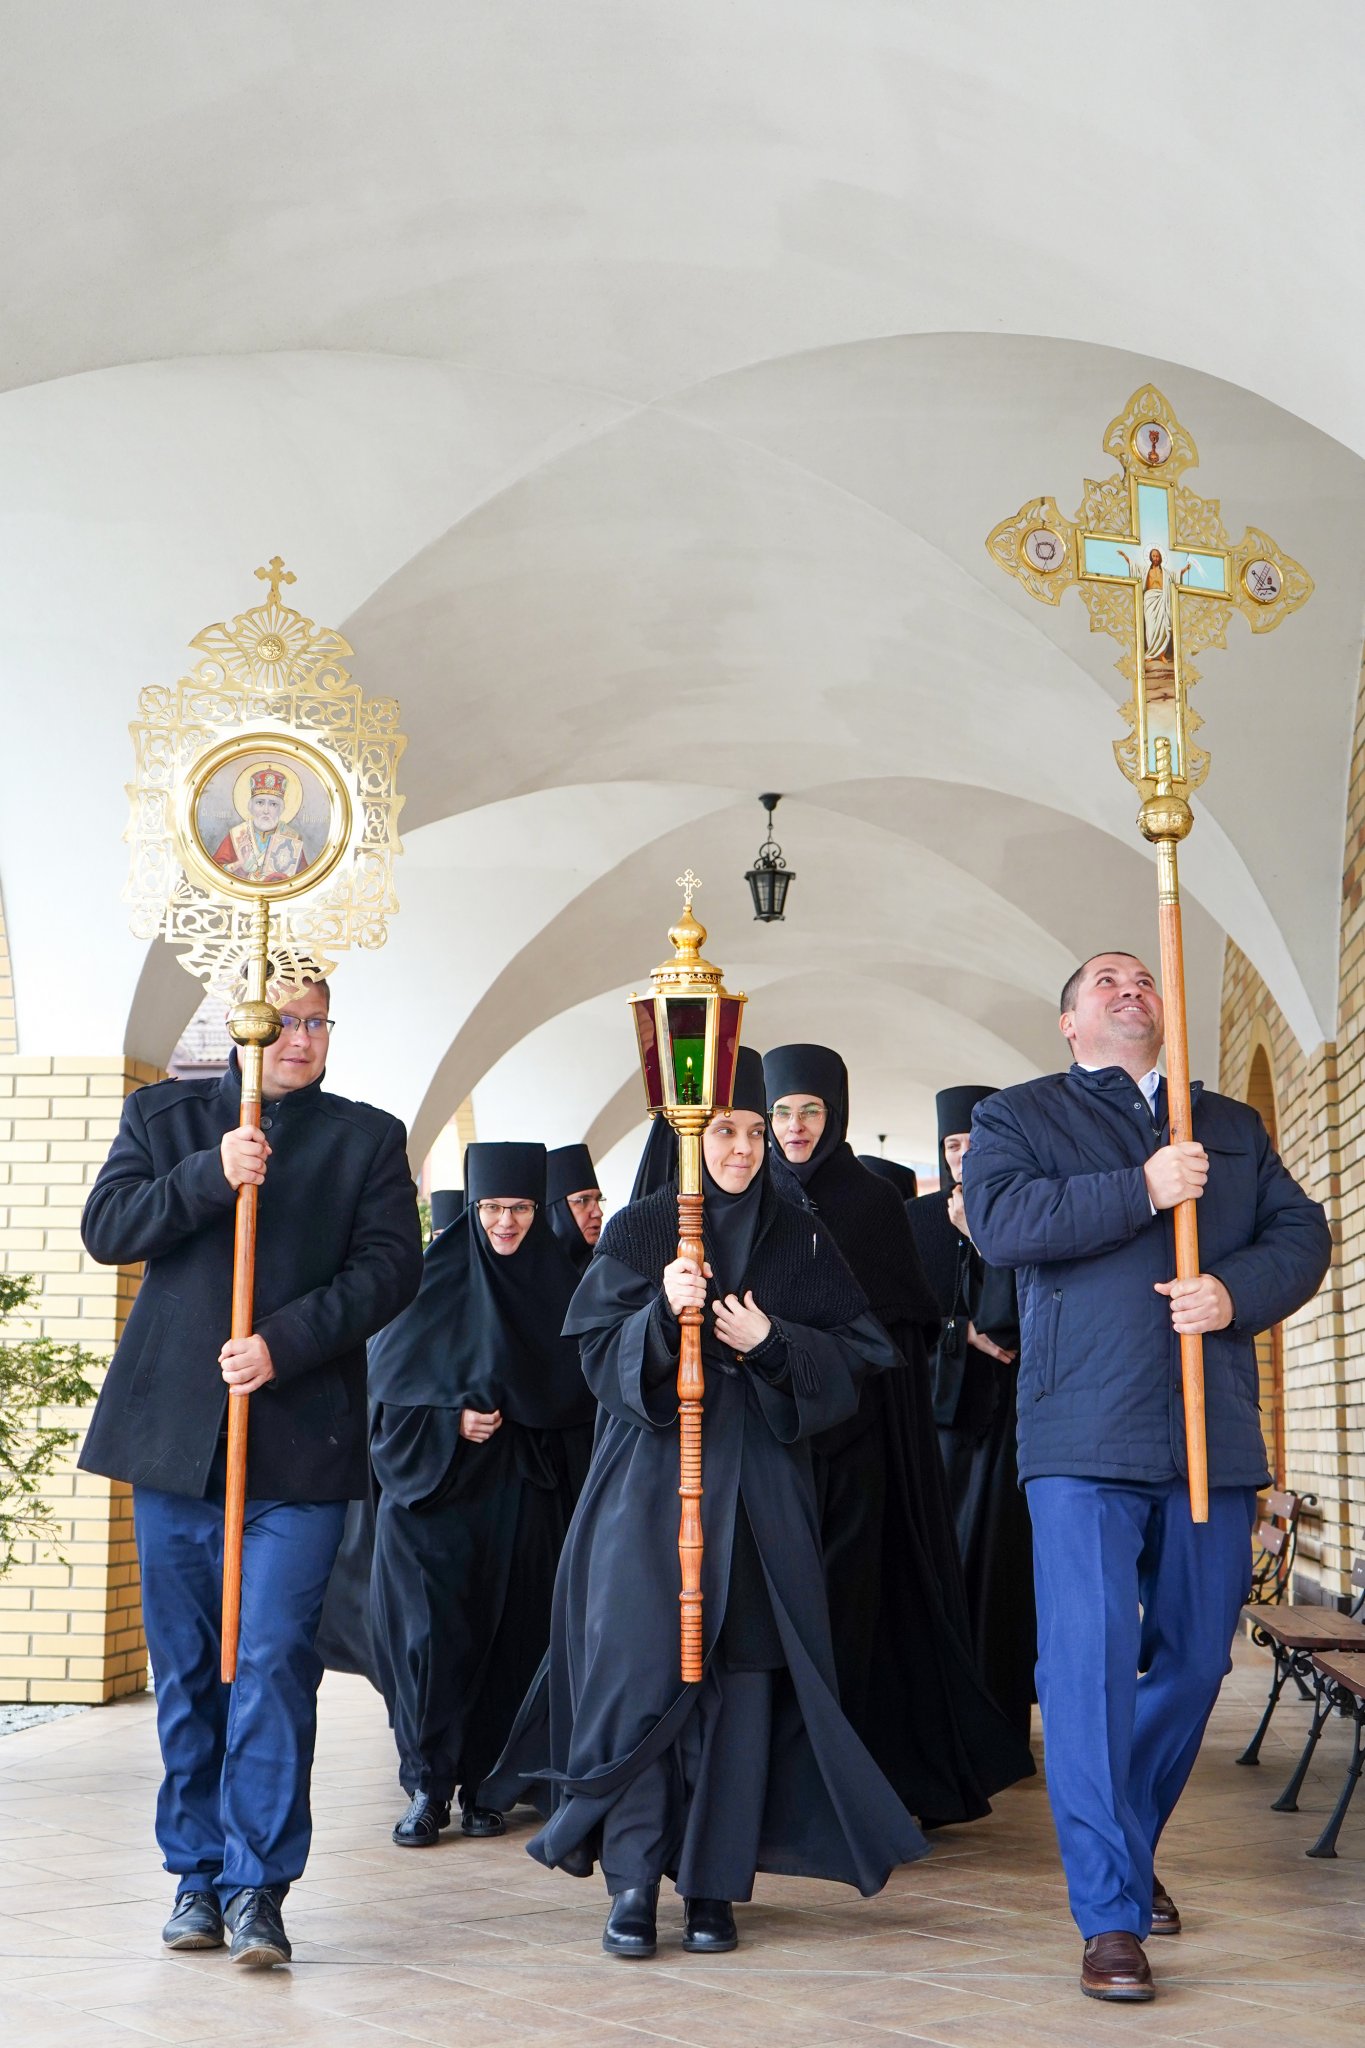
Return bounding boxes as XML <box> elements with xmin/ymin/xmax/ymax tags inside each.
<box><xmin>665</xmin><ymin>996</ymin><xmax>708</xmax><ymax>1106</ymax></box>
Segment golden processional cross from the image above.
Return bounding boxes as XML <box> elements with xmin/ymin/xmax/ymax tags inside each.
<box><xmin>986</xmin><ymin>386</ymin><xmax>1312</xmax><ymax>1522</ymax></box>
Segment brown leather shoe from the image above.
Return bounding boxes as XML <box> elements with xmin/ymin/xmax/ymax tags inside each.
<box><xmin>1150</xmin><ymin>1875</ymin><xmax>1181</xmax><ymax>1935</ymax></box>
<box><xmin>1081</xmin><ymin>1931</ymin><xmax>1154</xmax><ymax>2001</ymax></box>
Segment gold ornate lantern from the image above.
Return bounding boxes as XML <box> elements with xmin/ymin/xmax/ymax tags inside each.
<box><xmin>629</xmin><ymin>872</ymin><xmax>746</xmax><ymax>1681</ymax></box>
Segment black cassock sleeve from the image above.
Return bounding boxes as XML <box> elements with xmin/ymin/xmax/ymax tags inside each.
<box><xmin>565</xmin><ymin>1252</ymin><xmax>895</xmax><ymax>1444</ymax></box>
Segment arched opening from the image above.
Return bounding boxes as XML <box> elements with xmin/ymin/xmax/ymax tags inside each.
<box><xmin>1244</xmin><ymin>1038</ymin><xmax>1286</xmax><ymax>1488</ymax></box>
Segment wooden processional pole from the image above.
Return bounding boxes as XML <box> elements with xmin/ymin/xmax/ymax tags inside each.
<box><xmin>220</xmin><ymin>900</ymin><xmax>281</xmax><ymax>1680</ymax></box>
<box><xmin>985</xmin><ymin>385</ymin><xmax>1313</xmax><ymax>1523</ymax></box>
<box><xmin>675</xmin><ymin>1115</ymin><xmax>707</xmax><ymax>1681</ymax></box>
<box><xmin>1143</xmin><ymin>741</ymin><xmax>1207</xmax><ymax>1521</ymax></box>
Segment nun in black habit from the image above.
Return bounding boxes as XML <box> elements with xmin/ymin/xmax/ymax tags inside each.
<box><xmin>859</xmin><ymin>1155</ymin><xmax>919</xmax><ymax>1201</ymax></box>
<box><xmin>907</xmin><ymin>1087</ymin><xmax>1035</xmax><ymax>1745</ymax></box>
<box><xmin>763</xmin><ymin>1044</ymin><xmax>1034</xmax><ymax>1824</ymax></box>
<box><xmin>367</xmin><ymin>1143</ymin><xmax>596</xmax><ymax>1847</ymax></box>
<box><xmin>486</xmin><ymin>1049</ymin><xmax>926</xmax><ymax>1958</ymax></box>
<box><xmin>316</xmin><ymin>1190</ymin><xmax>470</xmax><ymax>1685</ymax></box>
<box><xmin>545</xmin><ymin>1143</ymin><xmax>604</xmax><ymax>1275</ymax></box>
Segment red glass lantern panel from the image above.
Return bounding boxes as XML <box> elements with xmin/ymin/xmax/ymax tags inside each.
<box><xmin>713</xmin><ymin>996</ymin><xmax>744</xmax><ymax>1110</ymax></box>
<box><xmin>631</xmin><ymin>997</ymin><xmax>664</xmax><ymax>1112</ymax></box>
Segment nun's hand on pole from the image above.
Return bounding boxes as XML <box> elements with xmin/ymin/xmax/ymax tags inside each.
<box><xmin>712</xmin><ymin>1291</ymin><xmax>771</xmax><ymax>1352</ymax></box>
<box><xmin>664</xmin><ymin>1257</ymin><xmax>711</xmax><ymax>1317</ymax></box>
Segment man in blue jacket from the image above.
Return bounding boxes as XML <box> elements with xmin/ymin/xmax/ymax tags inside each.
<box><xmin>81</xmin><ymin>978</ymin><xmax>423</xmax><ymax>1967</ymax></box>
<box><xmin>963</xmin><ymin>952</ymin><xmax>1330</xmax><ymax>2005</ymax></box>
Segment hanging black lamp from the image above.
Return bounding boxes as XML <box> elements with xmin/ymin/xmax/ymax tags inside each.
<box><xmin>745</xmin><ymin>793</ymin><xmax>795</xmax><ymax>922</ymax></box>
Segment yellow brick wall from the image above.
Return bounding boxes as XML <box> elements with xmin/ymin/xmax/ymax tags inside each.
<box><xmin>0</xmin><ymin>1055</ymin><xmax>159</xmax><ymax>1702</ymax></box>
<box><xmin>0</xmin><ymin>882</ymin><xmax>15</xmax><ymax>1057</ymax></box>
<box><xmin>1219</xmin><ymin>946</ymin><xmax>1348</xmax><ymax>1597</ymax></box>
<box><xmin>1335</xmin><ymin>650</ymin><xmax>1365</xmax><ymax>1574</ymax></box>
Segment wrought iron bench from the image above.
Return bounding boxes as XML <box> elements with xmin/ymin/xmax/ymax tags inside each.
<box><xmin>1238</xmin><ymin>1556</ymin><xmax>1365</xmax><ymax>1773</ymax></box>
<box><xmin>1302</xmin><ymin>1651</ymin><xmax>1365</xmax><ymax>1860</ymax></box>
<box><xmin>1246</xmin><ymin>1488</ymin><xmax>1316</xmax><ymax>1606</ymax></box>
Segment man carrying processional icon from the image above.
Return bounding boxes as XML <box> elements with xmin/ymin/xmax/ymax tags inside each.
<box><xmin>212</xmin><ymin>764</ymin><xmax>310</xmax><ymax>883</ymax></box>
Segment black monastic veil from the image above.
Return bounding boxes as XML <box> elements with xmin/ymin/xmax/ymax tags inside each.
<box><xmin>367</xmin><ymin>1143</ymin><xmax>595</xmax><ymax>1818</ymax></box>
<box><xmin>486</xmin><ymin>1049</ymin><xmax>928</xmax><ymax>1900</ymax></box>
<box><xmin>908</xmin><ymin>1085</ymin><xmax>1035</xmax><ymax>1743</ymax></box>
<box><xmin>546</xmin><ymin>1143</ymin><xmax>599</xmax><ymax>1275</ymax></box>
<box><xmin>763</xmin><ymin>1043</ymin><xmax>1034</xmax><ymax>1822</ymax></box>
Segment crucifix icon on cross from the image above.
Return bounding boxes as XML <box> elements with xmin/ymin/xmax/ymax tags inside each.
<box><xmin>1079</xmin><ymin>479</ymin><xmax>1230</xmax><ymax>785</ymax></box>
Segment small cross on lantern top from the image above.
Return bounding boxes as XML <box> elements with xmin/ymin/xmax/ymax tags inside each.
<box><xmin>676</xmin><ymin>869</ymin><xmax>702</xmax><ymax>910</ymax></box>
<box><xmin>254</xmin><ymin>556</ymin><xmax>297</xmax><ymax>605</ymax></box>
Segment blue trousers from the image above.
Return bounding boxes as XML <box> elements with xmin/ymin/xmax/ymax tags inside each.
<box><xmin>134</xmin><ymin>1464</ymin><xmax>345</xmax><ymax>1905</ymax></box>
<box><xmin>1027</xmin><ymin>1476</ymin><xmax>1255</xmax><ymax>1939</ymax></box>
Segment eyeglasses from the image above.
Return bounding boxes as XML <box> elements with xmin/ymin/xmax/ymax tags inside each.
<box><xmin>278</xmin><ymin>1015</ymin><xmax>333</xmax><ymax>1038</ymax></box>
<box><xmin>770</xmin><ymin>1103</ymin><xmax>825</xmax><ymax>1124</ymax></box>
<box><xmin>565</xmin><ymin>1192</ymin><xmax>604</xmax><ymax>1210</ymax></box>
<box><xmin>476</xmin><ymin>1201</ymin><xmax>537</xmax><ymax>1221</ymax></box>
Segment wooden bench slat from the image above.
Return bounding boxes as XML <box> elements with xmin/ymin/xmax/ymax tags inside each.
<box><xmin>1242</xmin><ymin>1607</ymin><xmax>1365</xmax><ymax>1649</ymax></box>
<box><xmin>1310</xmin><ymin>1651</ymin><xmax>1365</xmax><ymax>1693</ymax></box>
<box><xmin>1264</xmin><ymin>1489</ymin><xmax>1299</xmax><ymax>1518</ymax></box>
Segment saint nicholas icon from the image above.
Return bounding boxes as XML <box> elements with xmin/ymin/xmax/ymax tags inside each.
<box><xmin>211</xmin><ymin>764</ymin><xmax>310</xmax><ymax>882</ymax></box>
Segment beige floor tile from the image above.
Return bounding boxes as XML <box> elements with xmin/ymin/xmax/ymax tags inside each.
<box><xmin>0</xmin><ymin>1641</ymin><xmax>1362</xmax><ymax>2047</ymax></box>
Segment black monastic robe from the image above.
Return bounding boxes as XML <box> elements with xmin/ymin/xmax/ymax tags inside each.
<box><xmin>763</xmin><ymin>1044</ymin><xmax>1035</xmax><ymax>1822</ymax></box>
<box><xmin>486</xmin><ymin>1175</ymin><xmax>928</xmax><ymax>1898</ymax></box>
<box><xmin>909</xmin><ymin>1185</ymin><xmax>1036</xmax><ymax>1743</ymax></box>
<box><xmin>368</xmin><ymin>1144</ymin><xmax>595</xmax><ymax>1811</ymax></box>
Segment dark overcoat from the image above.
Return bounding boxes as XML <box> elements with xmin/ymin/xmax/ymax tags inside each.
<box><xmin>79</xmin><ymin>1058</ymin><xmax>423</xmax><ymax>1501</ymax></box>
<box><xmin>962</xmin><ymin>1066</ymin><xmax>1333</xmax><ymax>1487</ymax></box>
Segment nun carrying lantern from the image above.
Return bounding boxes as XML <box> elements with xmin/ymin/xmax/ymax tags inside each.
<box><xmin>629</xmin><ymin>872</ymin><xmax>746</xmax><ymax>1681</ymax></box>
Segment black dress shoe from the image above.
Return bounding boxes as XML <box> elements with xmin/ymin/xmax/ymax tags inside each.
<box><xmin>682</xmin><ymin>1897</ymin><xmax>738</xmax><ymax>1953</ymax></box>
<box><xmin>393</xmin><ymin>1791</ymin><xmax>452</xmax><ymax>1847</ymax></box>
<box><xmin>225</xmin><ymin>1887</ymin><xmax>291</xmax><ymax>1968</ymax></box>
<box><xmin>460</xmin><ymin>1804</ymin><xmax>506</xmax><ymax>1838</ymax></box>
<box><xmin>162</xmin><ymin>1890</ymin><xmax>224</xmax><ymax>1950</ymax></box>
<box><xmin>603</xmin><ymin>1883</ymin><xmax>659</xmax><ymax>1958</ymax></box>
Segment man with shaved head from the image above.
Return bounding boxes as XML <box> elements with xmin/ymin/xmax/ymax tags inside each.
<box><xmin>963</xmin><ymin>951</ymin><xmax>1330</xmax><ymax>2005</ymax></box>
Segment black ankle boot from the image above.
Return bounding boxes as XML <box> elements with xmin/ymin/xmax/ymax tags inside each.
<box><xmin>603</xmin><ymin>1882</ymin><xmax>659</xmax><ymax>1957</ymax></box>
<box><xmin>682</xmin><ymin>1897</ymin><xmax>737</xmax><ymax>1953</ymax></box>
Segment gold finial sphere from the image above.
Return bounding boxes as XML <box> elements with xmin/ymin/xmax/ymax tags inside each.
<box><xmin>1138</xmin><ymin>792</ymin><xmax>1194</xmax><ymax>844</ymax></box>
<box><xmin>227</xmin><ymin>998</ymin><xmax>283</xmax><ymax>1050</ymax></box>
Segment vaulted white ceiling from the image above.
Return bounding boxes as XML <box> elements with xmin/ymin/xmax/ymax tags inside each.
<box><xmin>3</xmin><ymin>2</ymin><xmax>1361</xmax><ymax>1168</ymax></box>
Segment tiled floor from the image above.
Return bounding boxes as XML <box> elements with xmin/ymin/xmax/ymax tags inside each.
<box><xmin>1</xmin><ymin>1638</ymin><xmax>1361</xmax><ymax>2045</ymax></box>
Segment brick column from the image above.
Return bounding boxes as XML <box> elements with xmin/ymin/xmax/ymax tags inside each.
<box><xmin>0</xmin><ymin>1055</ymin><xmax>158</xmax><ymax>1703</ymax></box>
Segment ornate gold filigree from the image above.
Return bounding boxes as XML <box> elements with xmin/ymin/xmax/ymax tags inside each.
<box><xmin>984</xmin><ymin>495</ymin><xmax>1079</xmax><ymax>606</ymax></box>
<box><xmin>124</xmin><ymin>565</ymin><xmax>406</xmax><ymax>994</ymax></box>
<box><xmin>985</xmin><ymin>385</ymin><xmax>1313</xmax><ymax>806</ymax></box>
